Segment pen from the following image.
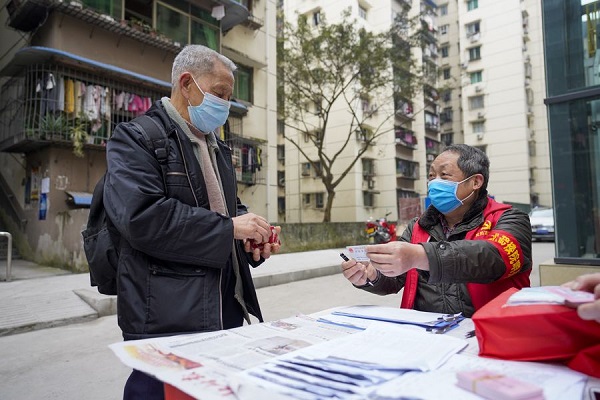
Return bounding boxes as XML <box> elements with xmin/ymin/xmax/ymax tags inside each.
<box><xmin>465</xmin><ymin>330</ymin><xmax>476</xmax><ymax>338</ymax></box>
<box><xmin>340</xmin><ymin>253</ymin><xmax>374</xmax><ymax>286</ymax></box>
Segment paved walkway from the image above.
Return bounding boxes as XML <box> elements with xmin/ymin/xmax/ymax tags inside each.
<box><xmin>0</xmin><ymin>249</ymin><xmax>345</xmax><ymax>337</ymax></box>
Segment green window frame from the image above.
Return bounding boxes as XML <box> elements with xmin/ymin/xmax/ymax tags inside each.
<box><xmin>233</xmin><ymin>65</ymin><xmax>253</xmax><ymax>103</ymax></box>
<box><xmin>155</xmin><ymin>1</ymin><xmax>220</xmax><ymax>50</ymax></box>
<box><xmin>469</xmin><ymin>46</ymin><xmax>481</xmax><ymax>61</ymax></box>
<box><xmin>470</xmin><ymin>70</ymin><xmax>482</xmax><ymax>84</ymax></box>
<box><xmin>467</xmin><ymin>0</ymin><xmax>478</xmax><ymax>11</ymax></box>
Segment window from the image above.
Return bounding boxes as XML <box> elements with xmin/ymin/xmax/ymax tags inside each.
<box><xmin>277</xmin><ymin>196</ymin><xmax>285</xmax><ymax>214</ymax></box>
<box><xmin>362</xmin><ymin>158</ymin><xmax>375</xmax><ymax>178</ymax></box>
<box><xmin>467</xmin><ymin>0</ymin><xmax>478</xmax><ymax>11</ymax></box>
<box><xmin>470</xmin><ymin>70</ymin><xmax>482</xmax><ymax>84</ymax></box>
<box><xmin>315</xmin><ymin>192</ymin><xmax>324</xmax><ymax>208</ymax></box>
<box><xmin>441</xmin><ymin>132</ymin><xmax>454</xmax><ymax>146</ymax></box>
<box><xmin>277</xmin><ymin>170</ymin><xmax>285</xmax><ymax>186</ymax></box>
<box><xmin>441</xmin><ymin>107</ymin><xmax>453</xmax><ymax>123</ymax></box>
<box><xmin>313</xmin><ymin>161</ymin><xmax>322</xmax><ymax>177</ymax></box>
<box><xmin>439</xmin><ymin>4</ymin><xmax>448</xmax><ymax>16</ymax></box>
<box><xmin>277</xmin><ymin>144</ymin><xmax>285</xmax><ymax>161</ymax></box>
<box><xmin>441</xmin><ymin>45</ymin><xmax>449</xmax><ymax>58</ymax></box>
<box><xmin>156</xmin><ymin>2</ymin><xmax>220</xmax><ymax>50</ymax></box>
<box><xmin>302</xmin><ymin>193</ymin><xmax>311</xmax><ymax>206</ymax></box>
<box><xmin>468</xmin><ymin>46</ymin><xmax>481</xmax><ymax>61</ymax></box>
<box><xmin>233</xmin><ymin>65</ymin><xmax>253</xmax><ymax>103</ymax></box>
<box><xmin>466</xmin><ymin>21</ymin><xmax>480</xmax><ymax>36</ymax></box>
<box><xmin>358</xmin><ymin>4</ymin><xmax>367</xmax><ymax>19</ymax></box>
<box><xmin>301</xmin><ymin>162</ymin><xmax>311</xmax><ymax>176</ymax></box>
<box><xmin>440</xmin><ymin>24</ymin><xmax>449</xmax><ymax>35</ymax></box>
<box><xmin>442</xmin><ymin>68</ymin><xmax>451</xmax><ymax>80</ymax></box>
<box><xmin>442</xmin><ymin>90</ymin><xmax>452</xmax><ymax>102</ymax></box>
<box><xmin>312</xmin><ymin>10</ymin><xmax>321</xmax><ymax>26</ymax></box>
<box><xmin>469</xmin><ymin>95</ymin><xmax>484</xmax><ymax>110</ymax></box>
<box><xmin>472</xmin><ymin>121</ymin><xmax>485</xmax><ymax>133</ymax></box>
<box><xmin>363</xmin><ymin>191</ymin><xmax>376</xmax><ymax>207</ymax></box>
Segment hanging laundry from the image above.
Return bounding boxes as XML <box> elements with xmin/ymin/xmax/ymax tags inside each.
<box><xmin>64</xmin><ymin>79</ymin><xmax>75</xmax><ymax>114</ymax></box>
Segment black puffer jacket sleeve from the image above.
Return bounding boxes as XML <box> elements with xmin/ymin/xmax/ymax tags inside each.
<box><xmin>104</xmin><ymin>121</ymin><xmax>234</xmax><ymax>267</ymax></box>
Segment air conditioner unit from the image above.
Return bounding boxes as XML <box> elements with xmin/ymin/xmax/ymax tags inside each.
<box><xmin>529</xmin><ymin>130</ymin><xmax>535</xmax><ymax>140</ymax></box>
<box><xmin>474</xmin><ymin>85</ymin><xmax>482</xmax><ymax>93</ymax></box>
<box><xmin>476</xmin><ymin>132</ymin><xmax>484</xmax><ymax>140</ymax></box>
<box><xmin>368</xmin><ymin>179</ymin><xmax>376</xmax><ymax>189</ymax></box>
<box><xmin>426</xmin><ymin>154</ymin><xmax>435</xmax><ymax>162</ymax></box>
<box><xmin>461</xmin><ymin>62</ymin><xmax>469</xmax><ymax>69</ymax></box>
<box><xmin>278</xmin><ymin>177</ymin><xmax>285</xmax><ymax>187</ymax></box>
<box><xmin>477</xmin><ymin>112</ymin><xmax>485</xmax><ymax>119</ymax></box>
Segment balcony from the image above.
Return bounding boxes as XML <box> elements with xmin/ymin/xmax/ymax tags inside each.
<box><xmin>395</xmin><ymin>128</ymin><xmax>418</xmax><ymax>149</ymax></box>
<box><xmin>0</xmin><ymin>61</ymin><xmax>170</xmax><ymax>153</ymax></box>
<box><xmin>425</xmin><ymin>137</ymin><xmax>441</xmax><ymax>158</ymax></box>
<box><xmin>395</xmin><ymin>100</ymin><xmax>415</xmax><ymax>120</ymax></box>
<box><xmin>396</xmin><ymin>158</ymin><xmax>419</xmax><ymax>180</ymax></box>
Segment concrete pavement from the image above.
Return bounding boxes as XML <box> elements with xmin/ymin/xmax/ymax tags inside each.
<box><xmin>0</xmin><ymin>248</ymin><xmax>345</xmax><ymax>337</ymax></box>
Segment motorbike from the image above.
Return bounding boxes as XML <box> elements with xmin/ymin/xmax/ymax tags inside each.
<box><xmin>365</xmin><ymin>212</ymin><xmax>397</xmax><ymax>244</ymax></box>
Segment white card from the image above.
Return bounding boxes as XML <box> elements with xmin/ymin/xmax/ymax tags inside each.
<box><xmin>345</xmin><ymin>245</ymin><xmax>369</xmax><ymax>262</ymax></box>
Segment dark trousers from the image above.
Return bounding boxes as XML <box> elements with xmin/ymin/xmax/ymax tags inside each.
<box><xmin>124</xmin><ymin>369</ymin><xmax>165</xmax><ymax>400</ymax></box>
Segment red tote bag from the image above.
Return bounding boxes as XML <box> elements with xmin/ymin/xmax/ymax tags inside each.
<box><xmin>472</xmin><ymin>288</ymin><xmax>600</xmax><ymax>378</ymax></box>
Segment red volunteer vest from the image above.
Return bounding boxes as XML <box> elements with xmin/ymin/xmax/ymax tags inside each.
<box><xmin>400</xmin><ymin>198</ymin><xmax>531</xmax><ymax>311</ymax></box>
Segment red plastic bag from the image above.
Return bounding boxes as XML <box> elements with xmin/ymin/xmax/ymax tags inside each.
<box><xmin>472</xmin><ymin>288</ymin><xmax>600</xmax><ymax>378</ymax></box>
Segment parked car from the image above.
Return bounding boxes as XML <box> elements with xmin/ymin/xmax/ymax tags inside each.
<box><xmin>529</xmin><ymin>207</ymin><xmax>555</xmax><ymax>241</ymax></box>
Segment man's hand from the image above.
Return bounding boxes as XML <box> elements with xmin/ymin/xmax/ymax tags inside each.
<box><xmin>242</xmin><ymin>226</ymin><xmax>281</xmax><ymax>262</ymax></box>
<box><xmin>232</xmin><ymin>213</ymin><xmax>271</xmax><ymax>242</ymax></box>
<box><xmin>341</xmin><ymin>258</ymin><xmax>377</xmax><ymax>286</ymax></box>
<box><xmin>366</xmin><ymin>242</ymin><xmax>429</xmax><ymax>277</ymax></box>
<box><xmin>563</xmin><ymin>272</ymin><xmax>600</xmax><ymax>323</ymax></box>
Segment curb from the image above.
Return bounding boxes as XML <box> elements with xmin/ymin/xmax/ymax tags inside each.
<box><xmin>253</xmin><ymin>264</ymin><xmax>340</xmax><ymax>289</ymax></box>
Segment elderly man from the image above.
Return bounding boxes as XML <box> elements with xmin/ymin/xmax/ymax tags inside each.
<box><xmin>104</xmin><ymin>45</ymin><xmax>279</xmax><ymax>399</ymax></box>
<box><xmin>342</xmin><ymin>144</ymin><xmax>532</xmax><ymax>317</ymax></box>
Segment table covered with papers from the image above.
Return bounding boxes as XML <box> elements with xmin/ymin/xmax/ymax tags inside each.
<box><xmin>109</xmin><ymin>306</ymin><xmax>598</xmax><ymax>400</ymax></box>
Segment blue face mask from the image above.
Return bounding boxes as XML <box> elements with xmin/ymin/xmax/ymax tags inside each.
<box><xmin>427</xmin><ymin>176</ymin><xmax>475</xmax><ymax>214</ymax></box>
<box><xmin>187</xmin><ymin>77</ymin><xmax>230</xmax><ymax>134</ymax></box>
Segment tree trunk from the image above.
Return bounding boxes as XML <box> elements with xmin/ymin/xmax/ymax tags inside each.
<box><xmin>323</xmin><ymin>188</ymin><xmax>336</xmax><ymax>222</ymax></box>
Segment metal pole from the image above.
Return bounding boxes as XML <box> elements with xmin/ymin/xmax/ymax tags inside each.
<box><xmin>0</xmin><ymin>232</ymin><xmax>12</xmax><ymax>282</ymax></box>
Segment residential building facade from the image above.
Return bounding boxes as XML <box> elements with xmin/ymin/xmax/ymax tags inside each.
<box><xmin>438</xmin><ymin>0</ymin><xmax>551</xmax><ymax>209</ymax></box>
<box><xmin>280</xmin><ymin>0</ymin><xmax>438</xmax><ymax>224</ymax></box>
<box><xmin>0</xmin><ymin>0</ymin><xmax>277</xmax><ymax>269</ymax></box>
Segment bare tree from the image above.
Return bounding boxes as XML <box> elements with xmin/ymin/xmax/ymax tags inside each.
<box><xmin>278</xmin><ymin>9</ymin><xmax>424</xmax><ymax>222</ymax></box>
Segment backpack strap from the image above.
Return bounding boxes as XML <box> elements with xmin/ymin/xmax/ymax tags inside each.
<box><xmin>131</xmin><ymin>115</ymin><xmax>169</xmax><ymax>185</ymax></box>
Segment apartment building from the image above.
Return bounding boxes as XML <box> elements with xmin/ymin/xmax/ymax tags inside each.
<box><xmin>0</xmin><ymin>0</ymin><xmax>277</xmax><ymax>269</ymax></box>
<box><xmin>437</xmin><ymin>0</ymin><xmax>551</xmax><ymax>209</ymax></box>
<box><xmin>280</xmin><ymin>0</ymin><xmax>439</xmax><ymax>223</ymax></box>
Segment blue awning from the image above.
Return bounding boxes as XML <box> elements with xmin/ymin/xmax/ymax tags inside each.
<box><xmin>0</xmin><ymin>46</ymin><xmax>172</xmax><ymax>90</ymax></box>
<box><xmin>65</xmin><ymin>191</ymin><xmax>93</xmax><ymax>208</ymax></box>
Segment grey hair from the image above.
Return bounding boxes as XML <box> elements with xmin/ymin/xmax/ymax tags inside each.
<box><xmin>442</xmin><ymin>144</ymin><xmax>490</xmax><ymax>194</ymax></box>
<box><xmin>171</xmin><ymin>45</ymin><xmax>237</xmax><ymax>87</ymax></box>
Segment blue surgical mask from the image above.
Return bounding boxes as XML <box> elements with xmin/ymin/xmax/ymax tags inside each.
<box><xmin>187</xmin><ymin>77</ymin><xmax>230</xmax><ymax>134</ymax></box>
<box><xmin>427</xmin><ymin>176</ymin><xmax>475</xmax><ymax>214</ymax></box>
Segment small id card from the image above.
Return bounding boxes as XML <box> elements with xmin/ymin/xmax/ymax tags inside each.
<box><xmin>345</xmin><ymin>245</ymin><xmax>369</xmax><ymax>262</ymax></box>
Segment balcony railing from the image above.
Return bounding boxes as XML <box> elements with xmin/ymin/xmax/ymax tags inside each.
<box><xmin>0</xmin><ymin>63</ymin><xmax>167</xmax><ymax>153</ymax></box>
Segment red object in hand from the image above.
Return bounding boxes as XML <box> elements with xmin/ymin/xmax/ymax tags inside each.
<box><xmin>249</xmin><ymin>226</ymin><xmax>280</xmax><ymax>250</ymax></box>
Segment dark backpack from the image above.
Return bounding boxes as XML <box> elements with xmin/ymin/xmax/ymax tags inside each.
<box><xmin>82</xmin><ymin>115</ymin><xmax>169</xmax><ymax>295</ymax></box>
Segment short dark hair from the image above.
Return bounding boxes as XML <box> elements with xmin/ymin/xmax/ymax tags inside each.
<box><xmin>442</xmin><ymin>144</ymin><xmax>489</xmax><ymax>194</ymax></box>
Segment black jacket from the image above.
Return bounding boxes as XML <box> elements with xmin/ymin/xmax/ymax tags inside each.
<box><xmin>104</xmin><ymin>100</ymin><xmax>263</xmax><ymax>340</ymax></box>
<box><xmin>361</xmin><ymin>195</ymin><xmax>532</xmax><ymax>317</ymax></box>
